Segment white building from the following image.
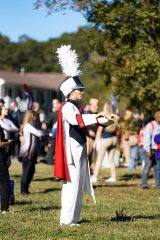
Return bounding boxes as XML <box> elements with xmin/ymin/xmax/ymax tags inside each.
<box><xmin>0</xmin><ymin>70</ymin><xmax>64</xmax><ymax>112</ymax></box>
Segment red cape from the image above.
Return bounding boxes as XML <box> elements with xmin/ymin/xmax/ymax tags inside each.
<box><xmin>54</xmin><ymin>103</ymin><xmax>70</xmax><ymax>182</ymax></box>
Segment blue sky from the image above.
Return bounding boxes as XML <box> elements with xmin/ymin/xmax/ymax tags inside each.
<box><xmin>0</xmin><ymin>0</ymin><xmax>87</xmax><ymax>42</ymax></box>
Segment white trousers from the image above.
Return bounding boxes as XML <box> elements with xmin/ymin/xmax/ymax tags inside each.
<box><xmin>60</xmin><ymin>138</ymin><xmax>92</xmax><ymax>225</ymax></box>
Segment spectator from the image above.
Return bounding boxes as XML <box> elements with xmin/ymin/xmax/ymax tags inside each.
<box><xmin>32</xmin><ymin>102</ymin><xmax>41</xmax><ymax>129</ymax></box>
<box><xmin>10</xmin><ymin>101</ymin><xmax>24</xmax><ymax>128</ymax></box>
<box><xmin>91</xmin><ymin>101</ymin><xmax>119</xmax><ymax>183</ymax></box>
<box><xmin>128</xmin><ymin>113</ymin><xmax>140</xmax><ymax>170</ymax></box>
<box><xmin>9</xmin><ymin>101</ymin><xmax>24</xmax><ymax>159</ymax></box>
<box><xmin>46</xmin><ymin>99</ymin><xmax>61</xmax><ymax>130</ymax></box>
<box><xmin>32</xmin><ymin>102</ymin><xmax>44</xmax><ymax>160</ymax></box>
<box><xmin>0</xmin><ymin>106</ymin><xmax>18</xmax><ymax>166</ymax></box>
<box><xmin>86</xmin><ymin>98</ymin><xmax>99</xmax><ymax>175</ymax></box>
<box><xmin>45</xmin><ymin>99</ymin><xmax>61</xmax><ymax>164</ymax></box>
<box><xmin>0</xmin><ymin>106</ymin><xmax>13</xmax><ymax>213</ymax></box>
<box><xmin>142</xmin><ymin>111</ymin><xmax>160</xmax><ymax>189</ymax></box>
<box><xmin>120</xmin><ymin>110</ymin><xmax>133</xmax><ymax>167</ymax></box>
<box><xmin>120</xmin><ymin>110</ymin><xmax>140</xmax><ymax>170</ymax></box>
<box><xmin>19</xmin><ymin>110</ymin><xmax>44</xmax><ymax>194</ymax></box>
<box><xmin>138</xmin><ymin>125</ymin><xmax>145</xmax><ymax>167</ymax></box>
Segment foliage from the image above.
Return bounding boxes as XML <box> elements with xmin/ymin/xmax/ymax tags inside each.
<box><xmin>0</xmin><ymin>27</ymin><xmax>91</xmax><ymax>73</ymax></box>
<box><xmin>85</xmin><ymin>0</ymin><xmax>160</xmax><ymax>112</ymax></box>
<box><xmin>1</xmin><ymin>161</ymin><xmax>160</xmax><ymax>240</ymax></box>
<box><xmin>34</xmin><ymin>0</ymin><xmax>91</xmax><ymax>13</ymax></box>
<box><xmin>35</xmin><ymin>0</ymin><xmax>160</xmax><ymax>113</ymax></box>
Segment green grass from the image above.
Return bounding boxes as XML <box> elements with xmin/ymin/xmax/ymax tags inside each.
<box><xmin>0</xmin><ymin>161</ymin><xmax>160</xmax><ymax>240</ymax></box>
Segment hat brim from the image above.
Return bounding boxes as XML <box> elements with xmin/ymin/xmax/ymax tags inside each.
<box><xmin>72</xmin><ymin>85</ymin><xmax>85</xmax><ymax>90</ymax></box>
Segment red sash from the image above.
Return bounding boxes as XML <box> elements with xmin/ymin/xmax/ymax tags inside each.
<box><xmin>54</xmin><ymin>103</ymin><xmax>70</xmax><ymax>181</ymax></box>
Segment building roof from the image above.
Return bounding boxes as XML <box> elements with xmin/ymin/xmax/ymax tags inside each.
<box><xmin>0</xmin><ymin>70</ymin><xmax>65</xmax><ymax>90</ymax></box>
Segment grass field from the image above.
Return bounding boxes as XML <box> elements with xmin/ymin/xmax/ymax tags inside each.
<box><xmin>0</xmin><ymin>160</ymin><xmax>160</xmax><ymax>240</ymax></box>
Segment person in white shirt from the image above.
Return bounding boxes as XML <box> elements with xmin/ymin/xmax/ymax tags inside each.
<box><xmin>0</xmin><ymin>106</ymin><xmax>18</xmax><ymax>138</ymax></box>
<box><xmin>19</xmin><ymin>110</ymin><xmax>44</xmax><ymax>194</ymax></box>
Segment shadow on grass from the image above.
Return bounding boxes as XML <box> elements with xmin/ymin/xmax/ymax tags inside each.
<box><xmin>93</xmin><ymin>183</ymin><xmax>137</xmax><ymax>189</ymax></box>
<box><xmin>93</xmin><ymin>214</ymin><xmax>160</xmax><ymax>223</ymax></box>
<box><xmin>28</xmin><ymin>205</ymin><xmax>60</xmax><ymax>212</ymax></box>
<box><xmin>119</xmin><ymin>173</ymin><xmax>153</xmax><ymax>181</ymax></box>
<box><xmin>36</xmin><ymin>188</ymin><xmax>61</xmax><ymax>194</ymax></box>
<box><xmin>110</xmin><ymin>214</ymin><xmax>160</xmax><ymax>222</ymax></box>
<box><xmin>15</xmin><ymin>200</ymin><xmax>32</xmax><ymax>205</ymax></box>
<box><xmin>79</xmin><ymin>219</ymin><xmax>91</xmax><ymax>224</ymax></box>
<box><xmin>33</xmin><ymin>177</ymin><xmax>57</xmax><ymax>182</ymax></box>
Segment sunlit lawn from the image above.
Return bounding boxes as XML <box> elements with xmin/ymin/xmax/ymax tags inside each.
<box><xmin>0</xmin><ymin>160</ymin><xmax>160</xmax><ymax>240</ymax></box>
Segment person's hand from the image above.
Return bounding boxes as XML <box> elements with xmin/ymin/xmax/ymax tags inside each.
<box><xmin>41</xmin><ymin>122</ymin><xmax>47</xmax><ymax>129</ymax></box>
<box><xmin>0</xmin><ymin>140</ymin><xmax>13</xmax><ymax>148</ymax></box>
<box><xmin>147</xmin><ymin>150</ymin><xmax>152</xmax><ymax>159</ymax></box>
<box><xmin>8</xmin><ymin>139</ymin><xmax>14</xmax><ymax>145</ymax></box>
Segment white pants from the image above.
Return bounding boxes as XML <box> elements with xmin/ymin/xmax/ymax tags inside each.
<box><xmin>60</xmin><ymin>138</ymin><xmax>93</xmax><ymax>225</ymax></box>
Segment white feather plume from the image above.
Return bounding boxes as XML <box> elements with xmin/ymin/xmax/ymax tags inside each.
<box><xmin>56</xmin><ymin>45</ymin><xmax>82</xmax><ymax>77</ymax></box>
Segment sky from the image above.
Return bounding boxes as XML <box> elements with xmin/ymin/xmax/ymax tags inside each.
<box><xmin>0</xmin><ymin>0</ymin><xmax>87</xmax><ymax>42</ymax></box>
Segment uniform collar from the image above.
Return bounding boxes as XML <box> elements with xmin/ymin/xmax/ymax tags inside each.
<box><xmin>67</xmin><ymin>99</ymin><xmax>80</xmax><ymax>107</ymax></box>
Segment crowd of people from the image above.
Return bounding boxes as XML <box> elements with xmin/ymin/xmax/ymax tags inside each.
<box><xmin>0</xmin><ymin>98</ymin><xmax>61</xmax><ymax>213</ymax></box>
<box><xmin>0</xmin><ymin>94</ymin><xmax>159</xmax><ymax>215</ymax></box>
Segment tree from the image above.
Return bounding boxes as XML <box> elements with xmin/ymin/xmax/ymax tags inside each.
<box><xmin>0</xmin><ymin>27</ymin><xmax>91</xmax><ymax>72</ymax></box>
<box><xmin>35</xmin><ymin>0</ymin><xmax>160</xmax><ymax>113</ymax></box>
<box><xmin>18</xmin><ymin>34</ymin><xmax>35</xmax><ymax>43</ymax></box>
<box><xmin>34</xmin><ymin>0</ymin><xmax>90</xmax><ymax>13</ymax></box>
<box><xmin>86</xmin><ymin>0</ymin><xmax>160</xmax><ymax>112</ymax></box>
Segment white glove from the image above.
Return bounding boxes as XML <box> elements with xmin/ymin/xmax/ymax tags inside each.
<box><xmin>96</xmin><ymin>116</ymin><xmax>114</xmax><ymax>127</ymax></box>
<box><xmin>97</xmin><ymin>116</ymin><xmax>108</xmax><ymax>125</ymax></box>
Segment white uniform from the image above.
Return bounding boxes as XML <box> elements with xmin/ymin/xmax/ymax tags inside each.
<box><xmin>59</xmin><ymin>100</ymin><xmax>97</xmax><ymax>225</ymax></box>
<box><xmin>55</xmin><ymin>45</ymin><xmax>110</xmax><ymax>225</ymax></box>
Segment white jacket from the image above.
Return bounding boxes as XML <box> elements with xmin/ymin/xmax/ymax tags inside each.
<box><xmin>19</xmin><ymin>123</ymin><xmax>43</xmax><ymax>159</ymax></box>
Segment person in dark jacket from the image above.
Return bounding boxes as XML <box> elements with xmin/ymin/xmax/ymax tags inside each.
<box><xmin>45</xmin><ymin>99</ymin><xmax>61</xmax><ymax>164</ymax></box>
<box><xmin>0</xmin><ymin>106</ymin><xmax>13</xmax><ymax>213</ymax></box>
<box><xmin>10</xmin><ymin>101</ymin><xmax>24</xmax><ymax>128</ymax></box>
<box><xmin>9</xmin><ymin>101</ymin><xmax>24</xmax><ymax>159</ymax></box>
